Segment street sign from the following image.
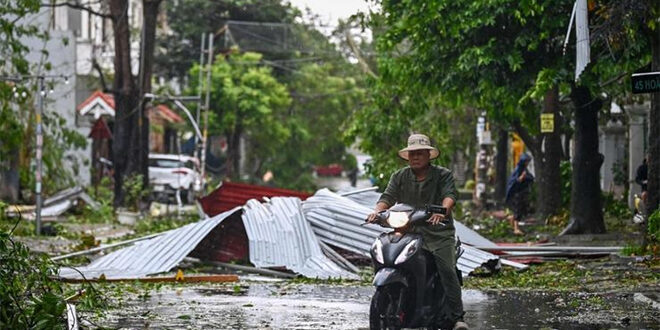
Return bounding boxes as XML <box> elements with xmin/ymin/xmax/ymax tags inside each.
<box><xmin>632</xmin><ymin>72</ymin><xmax>660</xmax><ymax>94</ymax></box>
<box><xmin>540</xmin><ymin>113</ymin><xmax>554</xmax><ymax>133</ymax></box>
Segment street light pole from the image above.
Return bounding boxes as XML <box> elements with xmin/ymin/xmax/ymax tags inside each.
<box><xmin>201</xmin><ymin>33</ymin><xmax>213</xmax><ymax>184</ymax></box>
<box><xmin>0</xmin><ymin>74</ymin><xmax>68</xmax><ymax>235</ymax></box>
<box><xmin>35</xmin><ymin>76</ymin><xmax>45</xmax><ymax>235</ymax></box>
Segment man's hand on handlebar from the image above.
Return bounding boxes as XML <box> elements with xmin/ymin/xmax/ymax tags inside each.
<box><xmin>367</xmin><ymin>202</ymin><xmax>390</xmax><ymax>224</ymax></box>
<box><xmin>427</xmin><ymin>213</ymin><xmax>447</xmax><ymax>226</ymax></box>
<box><xmin>366</xmin><ymin>212</ymin><xmax>379</xmax><ymax>223</ymax></box>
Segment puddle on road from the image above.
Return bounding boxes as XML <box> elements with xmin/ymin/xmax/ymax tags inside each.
<box><xmin>96</xmin><ymin>283</ymin><xmax>659</xmax><ymax>329</ymax></box>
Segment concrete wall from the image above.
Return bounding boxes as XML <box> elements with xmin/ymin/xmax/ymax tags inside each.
<box><xmin>599</xmin><ymin>119</ymin><xmax>626</xmax><ymax>196</ymax></box>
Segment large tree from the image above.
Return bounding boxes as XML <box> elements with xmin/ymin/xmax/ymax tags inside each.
<box><xmin>358</xmin><ymin>0</ymin><xmax>655</xmax><ymax>236</ymax></box>
<box><xmin>355</xmin><ymin>0</ymin><xmax>573</xmax><ymax>218</ymax></box>
<box><xmin>188</xmin><ymin>51</ymin><xmax>291</xmax><ymax>179</ymax></box>
<box><xmin>560</xmin><ymin>0</ymin><xmax>656</xmax><ymax>234</ymax></box>
<box><xmin>106</xmin><ymin>0</ymin><xmax>163</xmax><ymax>207</ymax></box>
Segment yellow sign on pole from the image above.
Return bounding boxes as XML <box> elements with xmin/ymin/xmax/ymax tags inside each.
<box><xmin>540</xmin><ymin>113</ymin><xmax>554</xmax><ymax>133</ymax></box>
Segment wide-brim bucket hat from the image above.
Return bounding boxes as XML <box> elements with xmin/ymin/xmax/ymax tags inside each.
<box><xmin>398</xmin><ymin>133</ymin><xmax>439</xmax><ymax>160</ymax></box>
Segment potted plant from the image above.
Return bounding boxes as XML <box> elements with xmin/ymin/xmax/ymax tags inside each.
<box><xmin>116</xmin><ymin>174</ymin><xmax>148</xmax><ymax>225</ymax></box>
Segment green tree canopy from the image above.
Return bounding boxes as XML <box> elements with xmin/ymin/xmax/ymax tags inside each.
<box><xmin>189</xmin><ymin>51</ymin><xmax>291</xmax><ymax>179</ymax></box>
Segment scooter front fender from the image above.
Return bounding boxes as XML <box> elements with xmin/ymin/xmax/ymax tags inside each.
<box><xmin>372</xmin><ymin>267</ymin><xmax>409</xmax><ymax>287</ymax></box>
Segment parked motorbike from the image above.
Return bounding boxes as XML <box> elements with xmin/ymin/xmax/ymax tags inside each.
<box><xmin>366</xmin><ymin>203</ymin><xmax>463</xmax><ymax>330</ymax></box>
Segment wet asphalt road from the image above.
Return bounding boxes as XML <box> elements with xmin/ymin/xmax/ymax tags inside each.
<box><xmin>95</xmin><ymin>281</ymin><xmax>660</xmax><ymax>329</ymax></box>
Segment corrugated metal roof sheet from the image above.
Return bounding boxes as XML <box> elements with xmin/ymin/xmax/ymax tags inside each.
<box><xmin>59</xmin><ymin>198</ymin><xmax>358</xmax><ymax>280</ymax></box>
<box><xmin>200</xmin><ymin>181</ymin><xmax>312</xmax><ymax>216</ymax></box>
<box><xmin>338</xmin><ymin>188</ymin><xmax>381</xmax><ymax>208</ymax></box>
<box><xmin>242</xmin><ymin>197</ymin><xmax>358</xmax><ymax>279</ymax></box>
<box><xmin>302</xmin><ymin>189</ymin><xmax>501</xmax><ymax>277</ymax></box>
<box><xmin>336</xmin><ymin>187</ymin><xmax>499</xmax><ymax>249</ymax></box>
<box><xmin>58</xmin><ymin>207</ymin><xmax>242</xmax><ymax>279</ymax></box>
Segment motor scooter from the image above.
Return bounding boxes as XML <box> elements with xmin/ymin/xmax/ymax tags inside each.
<box><xmin>367</xmin><ymin>203</ymin><xmax>463</xmax><ymax>330</ymax></box>
<box><xmin>633</xmin><ymin>194</ymin><xmax>647</xmax><ymax>224</ymax></box>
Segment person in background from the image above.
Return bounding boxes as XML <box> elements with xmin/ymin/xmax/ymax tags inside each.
<box><xmin>505</xmin><ymin>153</ymin><xmax>534</xmax><ymax>235</ymax></box>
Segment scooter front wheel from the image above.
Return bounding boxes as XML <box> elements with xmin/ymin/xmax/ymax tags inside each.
<box><xmin>369</xmin><ymin>285</ymin><xmax>404</xmax><ymax>330</ymax></box>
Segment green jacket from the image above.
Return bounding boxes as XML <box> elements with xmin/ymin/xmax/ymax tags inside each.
<box><xmin>377</xmin><ymin>165</ymin><xmax>458</xmax><ymax>251</ymax></box>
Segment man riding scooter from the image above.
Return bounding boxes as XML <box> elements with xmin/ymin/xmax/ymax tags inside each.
<box><xmin>367</xmin><ymin>133</ymin><xmax>468</xmax><ymax>330</ymax></box>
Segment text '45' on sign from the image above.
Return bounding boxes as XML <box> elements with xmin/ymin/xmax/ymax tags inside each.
<box><xmin>632</xmin><ymin>72</ymin><xmax>660</xmax><ymax>94</ymax></box>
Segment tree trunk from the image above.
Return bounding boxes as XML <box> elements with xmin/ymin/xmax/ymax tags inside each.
<box><xmin>511</xmin><ymin>89</ymin><xmax>563</xmax><ymax>219</ymax></box>
<box><xmin>110</xmin><ymin>0</ymin><xmax>136</xmax><ymax>206</ymax></box>
<box><xmin>494</xmin><ymin>127</ymin><xmax>508</xmax><ymax>203</ymax></box>
<box><xmin>138</xmin><ymin>0</ymin><xmax>163</xmax><ymax>192</ymax></box>
<box><xmin>226</xmin><ymin>126</ymin><xmax>242</xmax><ymax>179</ymax></box>
<box><xmin>535</xmin><ymin>86</ymin><xmax>563</xmax><ymax>217</ymax></box>
<box><xmin>110</xmin><ymin>0</ymin><xmax>162</xmax><ymax>207</ymax></box>
<box><xmin>647</xmin><ymin>12</ymin><xmax>660</xmax><ymax>218</ymax></box>
<box><xmin>561</xmin><ymin>86</ymin><xmax>605</xmax><ymax>235</ymax></box>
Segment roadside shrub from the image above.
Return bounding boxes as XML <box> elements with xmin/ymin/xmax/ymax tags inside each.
<box><xmin>122</xmin><ymin>174</ymin><xmax>149</xmax><ymax>212</ymax></box>
<box><xmin>0</xmin><ymin>201</ymin><xmax>7</xmax><ymax>221</ymax></box>
<box><xmin>603</xmin><ymin>193</ymin><xmax>631</xmax><ymax>219</ymax></box>
<box><xmin>648</xmin><ymin>209</ymin><xmax>660</xmax><ymax>241</ymax></box>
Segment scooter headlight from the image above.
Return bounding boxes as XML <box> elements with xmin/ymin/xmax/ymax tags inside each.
<box><xmin>394</xmin><ymin>239</ymin><xmax>419</xmax><ymax>265</ymax></box>
<box><xmin>372</xmin><ymin>239</ymin><xmax>384</xmax><ymax>264</ymax></box>
<box><xmin>387</xmin><ymin>211</ymin><xmax>410</xmax><ymax>228</ymax></box>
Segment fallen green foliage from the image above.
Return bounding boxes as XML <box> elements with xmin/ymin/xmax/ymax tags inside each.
<box><xmin>459</xmin><ymin>213</ymin><xmax>560</xmax><ymax>244</ymax></box>
<box><xmin>465</xmin><ymin>258</ymin><xmax>660</xmax><ymax>292</ymax></box>
<box><xmin>0</xmin><ymin>231</ymin><xmax>66</xmax><ymax>329</ymax></box>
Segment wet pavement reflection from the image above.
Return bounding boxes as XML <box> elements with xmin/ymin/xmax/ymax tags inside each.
<box><xmin>101</xmin><ymin>282</ymin><xmax>660</xmax><ymax>329</ymax></box>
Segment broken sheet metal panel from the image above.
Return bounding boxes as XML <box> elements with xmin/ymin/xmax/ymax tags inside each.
<box><xmin>454</xmin><ymin>221</ymin><xmax>498</xmax><ymax>248</ymax></box>
<box><xmin>303</xmin><ymin>188</ymin><xmax>389</xmax><ymax>256</ymax></box>
<box><xmin>58</xmin><ymin>207</ymin><xmax>242</xmax><ymax>279</ymax></box>
<box><xmin>338</xmin><ymin>188</ymin><xmax>381</xmax><ymax>209</ymax></box>
<box><xmin>6</xmin><ymin>186</ymin><xmax>99</xmax><ymax>220</ymax></box>
<box><xmin>303</xmin><ymin>189</ymin><xmax>501</xmax><ymax>277</ymax></box>
<box><xmin>242</xmin><ymin>197</ymin><xmax>357</xmax><ymax>279</ymax></box>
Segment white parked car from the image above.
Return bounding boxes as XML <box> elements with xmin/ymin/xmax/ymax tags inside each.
<box><xmin>148</xmin><ymin>154</ymin><xmax>203</xmax><ymax>204</ymax></box>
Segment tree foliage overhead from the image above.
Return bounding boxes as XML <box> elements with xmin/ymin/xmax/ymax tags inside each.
<box><xmin>353</xmin><ymin>0</ymin><xmax>652</xmax><ymax>207</ymax></box>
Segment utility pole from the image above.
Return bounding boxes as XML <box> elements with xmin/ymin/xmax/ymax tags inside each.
<box><xmin>196</xmin><ymin>33</ymin><xmax>206</xmax><ymax>163</ymax></box>
<box><xmin>35</xmin><ymin>76</ymin><xmax>45</xmax><ymax>235</ymax></box>
<box><xmin>200</xmin><ymin>33</ymin><xmax>213</xmax><ymax>184</ymax></box>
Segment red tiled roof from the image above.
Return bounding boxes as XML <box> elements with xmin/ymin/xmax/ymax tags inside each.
<box><xmin>199</xmin><ymin>181</ymin><xmax>311</xmax><ymax>217</ymax></box>
<box><xmin>154</xmin><ymin>104</ymin><xmax>183</xmax><ymax>123</ymax></box>
<box><xmin>76</xmin><ymin>90</ymin><xmax>115</xmax><ymax>112</ymax></box>
<box><xmin>77</xmin><ymin>91</ymin><xmax>184</xmax><ymax>124</ymax></box>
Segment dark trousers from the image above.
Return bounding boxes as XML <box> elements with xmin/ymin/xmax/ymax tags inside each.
<box><xmin>430</xmin><ymin>236</ymin><xmax>464</xmax><ymax>323</ymax></box>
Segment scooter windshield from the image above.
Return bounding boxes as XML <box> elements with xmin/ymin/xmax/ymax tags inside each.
<box><xmin>387</xmin><ymin>211</ymin><xmax>410</xmax><ymax>228</ymax></box>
